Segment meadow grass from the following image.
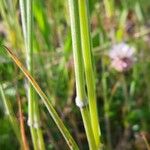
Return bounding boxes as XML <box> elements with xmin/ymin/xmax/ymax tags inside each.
<box><xmin>0</xmin><ymin>0</ymin><xmax>150</xmax><ymax>150</ymax></box>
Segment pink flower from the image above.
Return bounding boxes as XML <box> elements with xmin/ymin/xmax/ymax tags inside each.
<box><xmin>109</xmin><ymin>42</ymin><xmax>135</xmax><ymax>72</ymax></box>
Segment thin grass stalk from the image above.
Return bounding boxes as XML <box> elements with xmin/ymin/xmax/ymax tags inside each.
<box><xmin>20</xmin><ymin>0</ymin><xmax>44</xmax><ymax>149</ymax></box>
<box><xmin>121</xmin><ymin>75</ymin><xmax>130</xmax><ymax>128</ymax></box>
<box><xmin>26</xmin><ymin>0</ymin><xmax>44</xmax><ymax>148</ymax></box>
<box><xmin>26</xmin><ymin>0</ymin><xmax>39</xmax><ymax>149</ymax></box>
<box><xmin>1</xmin><ymin>45</ymin><xmax>79</xmax><ymax>150</ymax></box>
<box><xmin>0</xmin><ymin>84</ymin><xmax>21</xmax><ymax>145</ymax></box>
<box><xmin>68</xmin><ymin>0</ymin><xmax>97</xmax><ymax>149</ymax></box>
<box><xmin>101</xmin><ymin>61</ymin><xmax>112</xmax><ymax>150</ymax></box>
<box><xmin>19</xmin><ymin>0</ymin><xmax>27</xmax><ymax>45</ymax></box>
<box><xmin>78</xmin><ymin>0</ymin><xmax>101</xmax><ymax>148</ymax></box>
<box><xmin>33</xmin><ymin>94</ymin><xmax>45</xmax><ymax>150</ymax></box>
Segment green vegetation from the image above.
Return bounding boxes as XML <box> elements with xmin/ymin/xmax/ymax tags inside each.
<box><xmin>0</xmin><ymin>0</ymin><xmax>150</xmax><ymax>149</ymax></box>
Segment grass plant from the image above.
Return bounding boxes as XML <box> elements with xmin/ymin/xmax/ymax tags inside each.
<box><xmin>0</xmin><ymin>0</ymin><xmax>150</xmax><ymax>149</ymax></box>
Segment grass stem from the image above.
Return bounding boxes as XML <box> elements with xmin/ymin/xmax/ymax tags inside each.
<box><xmin>78</xmin><ymin>0</ymin><xmax>101</xmax><ymax>148</ymax></box>
<box><xmin>68</xmin><ymin>0</ymin><xmax>97</xmax><ymax>149</ymax></box>
<box><xmin>20</xmin><ymin>0</ymin><xmax>45</xmax><ymax>149</ymax></box>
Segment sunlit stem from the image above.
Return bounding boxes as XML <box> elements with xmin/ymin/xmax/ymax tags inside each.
<box><xmin>78</xmin><ymin>0</ymin><xmax>101</xmax><ymax>148</ymax></box>
<box><xmin>68</xmin><ymin>0</ymin><xmax>97</xmax><ymax>149</ymax></box>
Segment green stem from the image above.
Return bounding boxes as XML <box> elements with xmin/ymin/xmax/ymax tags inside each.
<box><xmin>20</xmin><ymin>0</ymin><xmax>45</xmax><ymax>149</ymax></box>
<box><xmin>68</xmin><ymin>0</ymin><xmax>96</xmax><ymax>149</ymax></box>
<box><xmin>78</xmin><ymin>0</ymin><xmax>101</xmax><ymax>148</ymax></box>
<box><xmin>33</xmin><ymin>95</ymin><xmax>45</xmax><ymax>150</ymax></box>
<box><xmin>102</xmin><ymin>61</ymin><xmax>112</xmax><ymax>150</ymax></box>
<box><xmin>19</xmin><ymin>0</ymin><xmax>27</xmax><ymax>45</ymax></box>
<box><xmin>121</xmin><ymin>74</ymin><xmax>129</xmax><ymax>128</ymax></box>
<box><xmin>0</xmin><ymin>84</ymin><xmax>21</xmax><ymax>145</ymax></box>
<box><xmin>26</xmin><ymin>0</ymin><xmax>39</xmax><ymax>149</ymax></box>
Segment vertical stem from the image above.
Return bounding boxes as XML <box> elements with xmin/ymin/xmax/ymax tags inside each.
<box><xmin>20</xmin><ymin>0</ymin><xmax>45</xmax><ymax>149</ymax></box>
<box><xmin>19</xmin><ymin>0</ymin><xmax>27</xmax><ymax>45</ymax></box>
<box><xmin>26</xmin><ymin>0</ymin><xmax>39</xmax><ymax>149</ymax></box>
<box><xmin>101</xmin><ymin>61</ymin><xmax>112</xmax><ymax>150</ymax></box>
<box><xmin>33</xmin><ymin>95</ymin><xmax>45</xmax><ymax>150</ymax></box>
<box><xmin>121</xmin><ymin>74</ymin><xmax>129</xmax><ymax>128</ymax></box>
<box><xmin>26</xmin><ymin>0</ymin><xmax>33</xmax><ymax>73</ymax></box>
<box><xmin>68</xmin><ymin>0</ymin><xmax>96</xmax><ymax>149</ymax></box>
<box><xmin>78</xmin><ymin>0</ymin><xmax>101</xmax><ymax>148</ymax></box>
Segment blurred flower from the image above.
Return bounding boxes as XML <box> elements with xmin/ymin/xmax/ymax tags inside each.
<box><xmin>109</xmin><ymin>42</ymin><xmax>136</xmax><ymax>72</ymax></box>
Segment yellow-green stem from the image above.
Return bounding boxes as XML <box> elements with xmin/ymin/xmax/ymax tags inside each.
<box><xmin>68</xmin><ymin>0</ymin><xmax>97</xmax><ymax>149</ymax></box>
<box><xmin>78</xmin><ymin>0</ymin><xmax>101</xmax><ymax>148</ymax></box>
<box><xmin>26</xmin><ymin>0</ymin><xmax>39</xmax><ymax>149</ymax></box>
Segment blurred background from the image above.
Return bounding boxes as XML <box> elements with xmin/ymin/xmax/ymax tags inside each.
<box><xmin>0</xmin><ymin>0</ymin><xmax>150</xmax><ymax>149</ymax></box>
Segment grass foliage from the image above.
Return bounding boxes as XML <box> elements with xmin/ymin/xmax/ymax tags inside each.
<box><xmin>0</xmin><ymin>0</ymin><xmax>150</xmax><ymax>149</ymax></box>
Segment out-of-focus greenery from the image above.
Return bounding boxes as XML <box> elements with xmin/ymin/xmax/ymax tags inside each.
<box><xmin>0</xmin><ymin>0</ymin><xmax>150</xmax><ymax>149</ymax></box>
